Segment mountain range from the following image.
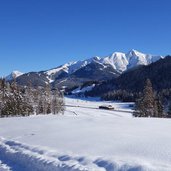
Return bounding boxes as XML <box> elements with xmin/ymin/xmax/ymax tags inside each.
<box><xmin>5</xmin><ymin>49</ymin><xmax>163</xmax><ymax>91</ymax></box>
<box><xmin>85</xmin><ymin>55</ymin><xmax>171</xmax><ymax>102</ymax></box>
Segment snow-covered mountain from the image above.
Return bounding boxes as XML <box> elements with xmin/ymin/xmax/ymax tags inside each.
<box><xmin>45</xmin><ymin>49</ymin><xmax>163</xmax><ymax>77</ymax></box>
<box><xmin>9</xmin><ymin>49</ymin><xmax>163</xmax><ymax>89</ymax></box>
<box><xmin>126</xmin><ymin>49</ymin><xmax>163</xmax><ymax>69</ymax></box>
<box><xmin>5</xmin><ymin>71</ymin><xmax>24</xmax><ymax>81</ymax></box>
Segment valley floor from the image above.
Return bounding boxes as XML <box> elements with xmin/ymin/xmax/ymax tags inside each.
<box><xmin>0</xmin><ymin>97</ymin><xmax>171</xmax><ymax>171</ymax></box>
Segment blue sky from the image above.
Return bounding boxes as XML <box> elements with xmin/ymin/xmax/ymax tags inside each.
<box><xmin>0</xmin><ymin>0</ymin><xmax>171</xmax><ymax>76</ymax></box>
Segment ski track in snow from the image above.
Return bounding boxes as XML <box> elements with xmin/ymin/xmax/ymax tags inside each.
<box><xmin>0</xmin><ymin>138</ymin><xmax>160</xmax><ymax>171</ymax></box>
<box><xmin>0</xmin><ymin>138</ymin><xmax>99</xmax><ymax>171</ymax></box>
<box><xmin>0</xmin><ymin>97</ymin><xmax>171</xmax><ymax>171</ymax></box>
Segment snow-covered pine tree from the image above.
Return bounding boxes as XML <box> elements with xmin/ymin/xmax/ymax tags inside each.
<box><xmin>32</xmin><ymin>86</ymin><xmax>40</xmax><ymax>115</ymax></box>
<box><xmin>46</xmin><ymin>83</ymin><xmax>52</xmax><ymax>114</ymax></box>
<box><xmin>51</xmin><ymin>87</ymin><xmax>65</xmax><ymax>114</ymax></box>
<box><xmin>0</xmin><ymin>79</ymin><xmax>65</xmax><ymax>117</ymax></box>
<box><xmin>43</xmin><ymin>82</ymin><xmax>51</xmax><ymax>114</ymax></box>
<box><xmin>0</xmin><ymin>79</ymin><xmax>9</xmax><ymax>117</ymax></box>
<box><xmin>37</xmin><ymin>87</ymin><xmax>44</xmax><ymax>114</ymax></box>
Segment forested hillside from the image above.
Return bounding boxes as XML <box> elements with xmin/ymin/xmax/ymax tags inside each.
<box><xmin>87</xmin><ymin>56</ymin><xmax>171</xmax><ymax>96</ymax></box>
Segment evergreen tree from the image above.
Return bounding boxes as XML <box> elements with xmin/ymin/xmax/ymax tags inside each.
<box><xmin>168</xmin><ymin>101</ymin><xmax>171</xmax><ymax>116</ymax></box>
<box><xmin>0</xmin><ymin>80</ymin><xmax>33</xmax><ymax>116</ymax></box>
<box><xmin>154</xmin><ymin>98</ymin><xmax>164</xmax><ymax>117</ymax></box>
<box><xmin>134</xmin><ymin>79</ymin><xmax>158</xmax><ymax>117</ymax></box>
<box><xmin>51</xmin><ymin>88</ymin><xmax>65</xmax><ymax>114</ymax></box>
<box><xmin>142</xmin><ymin>79</ymin><xmax>156</xmax><ymax>117</ymax></box>
<box><xmin>32</xmin><ymin>86</ymin><xmax>40</xmax><ymax>114</ymax></box>
<box><xmin>43</xmin><ymin>83</ymin><xmax>51</xmax><ymax>114</ymax></box>
<box><xmin>0</xmin><ymin>79</ymin><xmax>65</xmax><ymax>117</ymax></box>
<box><xmin>37</xmin><ymin>88</ymin><xmax>44</xmax><ymax>114</ymax></box>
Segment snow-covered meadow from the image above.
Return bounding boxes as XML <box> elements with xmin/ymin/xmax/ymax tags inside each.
<box><xmin>0</xmin><ymin>97</ymin><xmax>171</xmax><ymax>171</ymax></box>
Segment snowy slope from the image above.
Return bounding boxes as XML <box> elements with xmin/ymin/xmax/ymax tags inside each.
<box><xmin>5</xmin><ymin>71</ymin><xmax>23</xmax><ymax>81</ymax></box>
<box><xmin>45</xmin><ymin>58</ymin><xmax>94</xmax><ymax>76</ymax></box>
<box><xmin>0</xmin><ymin>97</ymin><xmax>171</xmax><ymax>171</ymax></box>
<box><xmin>72</xmin><ymin>84</ymin><xmax>95</xmax><ymax>94</ymax></box>
<box><xmin>126</xmin><ymin>49</ymin><xmax>162</xmax><ymax>69</ymax></box>
<box><xmin>44</xmin><ymin>49</ymin><xmax>163</xmax><ymax>82</ymax></box>
<box><xmin>102</xmin><ymin>52</ymin><xmax>128</xmax><ymax>72</ymax></box>
<box><xmin>5</xmin><ymin>50</ymin><xmax>163</xmax><ymax>89</ymax></box>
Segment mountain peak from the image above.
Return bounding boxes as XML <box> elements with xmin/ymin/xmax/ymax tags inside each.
<box><xmin>5</xmin><ymin>70</ymin><xmax>23</xmax><ymax>81</ymax></box>
<box><xmin>93</xmin><ymin>56</ymin><xmax>101</xmax><ymax>61</ymax></box>
<box><xmin>4</xmin><ymin>49</ymin><xmax>163</xmax><ymax>90</ymax></box>
<box><xmin>129</xmin><ymin>49</ymin><xmax>139</xmax><ymax>52</ymax></box>
<box><xmin>127</xmin><ymin>49</ymin><xmax>144</xmax><ymax>56</ymax></box>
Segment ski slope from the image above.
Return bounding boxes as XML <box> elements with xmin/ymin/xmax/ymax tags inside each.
<box><xmin>0</xmin><ymin>97</ymin><xmax>171</xmax><ymax>171</ymax></box>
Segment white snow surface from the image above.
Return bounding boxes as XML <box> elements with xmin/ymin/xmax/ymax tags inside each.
<box><xmin>44</xmin><ymin>49</ymin><xmax>163</xmax><ymax>79</ymax></box>
<box><xmin>5</xmin><ymin>71</ymin><xmax>23</xmax><ymax>81</ymax></box>
<box><xmin>4</xmin><ymin>50</ymin><xmax>163</xmax><ymax>82</ymax></box>
<box><xmin>72</xmin><ymin>84</ymin><xmax>95</xmax><ymax>94</ymax></box>
<box><xmin>0</xmin><ymin>97</ymin><xmax>171</xmax><ymax>171</ymax></box>
<box><xmin>45</xmin><ymin>58</ymin><xmax>94</xmax><ymax>76</ymax></box>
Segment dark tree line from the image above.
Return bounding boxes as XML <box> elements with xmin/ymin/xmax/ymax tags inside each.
<box><xmin>0</xmin><ymin>79</ymin><xmax>65</xmax><ymax>117</ymax></box>
<box><xmin>101</xmin><ymin>90</ymin><xmax>141</xmax><ymax>102</ymax></box>
<box><xmin>101</xmin><ymin>79</ymin><xmax>169</xmax><ymax>117</ymax></box>
<box><xmin>86</xmin><ymin>56</ymin><xmax>171</xmax><ymax>117</ymax></box>
<box><xmin>114</xmin><ymin>56</ymin><xmax>171</xmax><ymax>92</ymax></box>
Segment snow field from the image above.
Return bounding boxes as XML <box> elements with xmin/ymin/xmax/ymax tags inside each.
<box><xmin>0</xmin><ymin>138</ymin><xmax>162</xmax><ymax>171</ymax></box>
<box><xmin>0</xmin><ymin>97</ymin><xmax>171</xmax><ymax>171</ymax></box>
